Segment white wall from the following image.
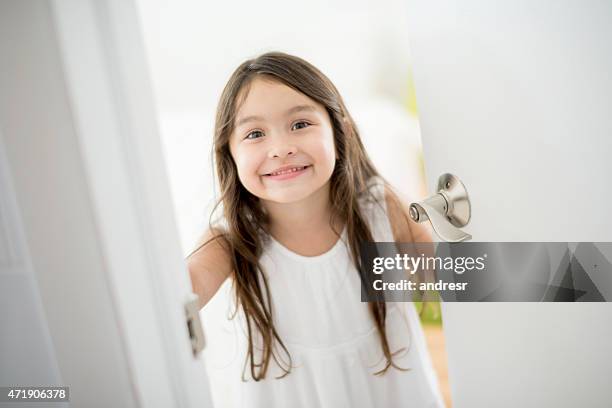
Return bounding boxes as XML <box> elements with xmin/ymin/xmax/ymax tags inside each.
<box><xmin>136</xmin><ymin>0</ymin><xmax>416</xmax><ymax>113</ymax></box>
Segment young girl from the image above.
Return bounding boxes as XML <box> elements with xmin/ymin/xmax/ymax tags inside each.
<box><xmin>188</xmin><ymin>51</ymin><xmax>444</xmax><ymax>407</ymax></box>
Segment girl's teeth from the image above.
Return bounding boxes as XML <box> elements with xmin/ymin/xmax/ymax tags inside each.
<box><xmin>271</xmin><ymin>166</ymin><xmax>305</xmax><ymax>176</ymax></box>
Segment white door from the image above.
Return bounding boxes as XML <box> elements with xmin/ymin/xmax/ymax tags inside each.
<box><xmin>0</xmin><ymin>1</ymin><xmax>213</xmax><ymax>406</ymax></box>
<box><xmin>406</xmin><ymin>1</ymin><xmax>612</xmax><ymax>407</ymax></box>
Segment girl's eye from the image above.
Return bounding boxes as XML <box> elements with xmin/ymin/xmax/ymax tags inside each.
<box><xmin>245</xmin><ymin>130</ymin><xmax>264</xmax><ymax>140</ymax></box>
<box><xmin>291</xmin><ymin>121</ymin><xmax>310</xmax><ymax>131</ymax></box>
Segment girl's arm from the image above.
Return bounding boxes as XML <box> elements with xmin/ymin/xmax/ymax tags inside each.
<box><xmin>187</xmin><ymin>229</ymin><xmax>233</xmax><ymax>310</ymax></box>
<box><xmin>385</xmin><ymin>185</ymin><xmax>436</xmax><ymax>294</ymax></box>
<box><xmin>384</xmin><ymin>185</ymin><xmax>433</xmax><ymax>243</ymax></box>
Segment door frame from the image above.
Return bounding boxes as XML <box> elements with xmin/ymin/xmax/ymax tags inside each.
<box><xmin>1</xmin><ymin>0</ymin><xmax>212</xmax><ymax>406</ymax></box>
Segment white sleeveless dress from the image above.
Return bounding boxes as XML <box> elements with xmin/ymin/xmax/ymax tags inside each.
<box><xmin>200</xmin><ymin>176</ymin><xmax>445</xmax><ymax>408</ymax></box>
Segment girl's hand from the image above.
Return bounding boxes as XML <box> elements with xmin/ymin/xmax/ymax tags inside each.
<box><xmin>385</xmin><ymin>185</ymin><xmax>436</xmax><ymax>292</ymax></box>
<box><xmin>385</xmin><ymin>186</ymin><xmax>433</xmax><ymax>244</ymax></box>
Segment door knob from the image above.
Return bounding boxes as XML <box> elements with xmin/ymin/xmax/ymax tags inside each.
<box><xmin>409</xmin><ymin>173</ymin><xmax>472</xmax><ymax>242</ymax></box>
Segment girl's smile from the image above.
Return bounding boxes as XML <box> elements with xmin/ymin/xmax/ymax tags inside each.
<box><xmin>262</xmin><ymin>164</ymin><xmax>312</xmax><ymax>181</ymax></box>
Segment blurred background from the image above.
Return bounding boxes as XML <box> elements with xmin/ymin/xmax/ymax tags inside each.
<box><xmin>135</xmin><ymin>0</ymin><xmax>449</xmax><ymax>405</ymax></box>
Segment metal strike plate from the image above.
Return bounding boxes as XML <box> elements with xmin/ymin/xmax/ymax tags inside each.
<box><xmin>184</xmin><ymin>293</ymin><xmax>205</xmax><ymax>357</ymax></box>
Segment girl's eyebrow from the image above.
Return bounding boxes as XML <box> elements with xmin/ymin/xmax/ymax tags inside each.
<box><xmin>235</xmin><ymin>104</ymin><xmax>317</xmax><ymax>128</ymax></box>
<box><xmin>285</xmin><ymin>104</ymin><xmax>317</xmax><ymax>115</ymax></box>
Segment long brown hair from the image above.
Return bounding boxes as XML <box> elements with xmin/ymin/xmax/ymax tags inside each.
<box><xmin>192</xmin><ymin>51</ymin><xmax>416</xmax><ymax>381</ymax></box>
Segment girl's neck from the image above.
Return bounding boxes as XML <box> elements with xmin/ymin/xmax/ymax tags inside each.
<box><xmin>262</xmin><ymin>181</ymin><xmax>342</xmax><ymax>240</ymax></box>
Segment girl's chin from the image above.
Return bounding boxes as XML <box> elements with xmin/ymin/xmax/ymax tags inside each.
<box><xmin>259</xmin><ymin>186</ymin><xmax>316</xmax><ymax>204</ymax></box>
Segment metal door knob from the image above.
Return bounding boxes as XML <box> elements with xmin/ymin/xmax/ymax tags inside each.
<box><xmin>409</xmin><ymin>173</ymin><xmax>472</xmax><ymax>242</ymax></box>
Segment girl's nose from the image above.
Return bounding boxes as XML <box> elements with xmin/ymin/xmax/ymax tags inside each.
<box><xmin>268</xmin><ymin>144</ymin><xmax>298</xmax><ymax>159</ymax></box>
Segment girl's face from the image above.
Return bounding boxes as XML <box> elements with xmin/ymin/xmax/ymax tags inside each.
<box><xmin>229</xmin><ymin>77</ymin><xmax>336</xmax><ymax>204</ymax></box>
